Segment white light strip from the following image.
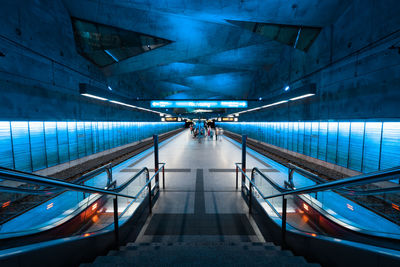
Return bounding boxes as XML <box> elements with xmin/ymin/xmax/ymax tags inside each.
<box><xmin>109</xmin><ymin>100</ymin><xmax>163</xmax><ymax>114</ymax></box>
<box><xmin>228</xmin><ymin>94</ymin><xmax>315</xmax><ymax>116</ymax></box>
<box><xmin>261</xmin><ymin>100</ymin><xmax>288</xmax><ymax>108</ymax></box>
<box><xmin>81</xmin><ymin>93</ymin><xmax>108</xmax><ymax>101</ymax></box>
<box><xmin>289</xmin><ymin>94</ymin><xmax>315</xmax><ymax>101</ymax></box>
<box><xmin>81</xmin><ymin>93</ymin><xmax>173</xmax><ymax>116</ymax></box>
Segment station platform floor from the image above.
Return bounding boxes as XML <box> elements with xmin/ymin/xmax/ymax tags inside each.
<box><xmin>129</xmin><ymin>130</ymin><xmax>268</xmax><ymax>243</ymax></box>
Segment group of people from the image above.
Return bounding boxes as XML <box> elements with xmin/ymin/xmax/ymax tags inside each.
<box><xmin>190</xmin><ymin>123</ymin><xmax>221</xmax><ymax>141</ymax></box>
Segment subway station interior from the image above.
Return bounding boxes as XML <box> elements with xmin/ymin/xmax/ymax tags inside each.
<box><xmin>0</xmin><ymin>1</ymin><xmax>400</xmax><ymax>266</ymax></box>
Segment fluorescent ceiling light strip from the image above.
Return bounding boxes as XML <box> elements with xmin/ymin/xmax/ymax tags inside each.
<box><xmin>81</xmin><ymin>93</ymin><xmax>169</xmax><ymax>116</ymax></box>
<box><xmin>289</xmin><ymin>94</ymin><xmax>315</xmax><ymax>101</ymax></box>
<box><xmin>81</xmin><ymin>93</ymin><xmax>108</xmax><ymax>101</ymax></box>
<box><xmin>109</xmin><ymin>100</ymin><xmax>164</xmax><ymax>115</ymax></box>
<box><xmin>227</xmin><ymin>94</ymin><xmax>315</xmax><ymax>116</ymax></box>
<box><xmin>262</xmin><ymin>100</ymin><xmax>288</xmax><ymax>108</ymax></box>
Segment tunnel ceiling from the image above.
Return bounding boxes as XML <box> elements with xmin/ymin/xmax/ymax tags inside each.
<box><xmin>64</xmin><ymin>0</ymin><xmax>350</xmax><ymax>101</ymax></box>
<box><xmin>71</xmin><ymin>18</ymin><xmax>172</xmax><ymax>67</ymax></box>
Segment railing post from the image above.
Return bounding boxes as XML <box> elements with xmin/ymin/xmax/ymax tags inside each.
<box><xmin>242</xmin><ymin>135</ymin><xmax>247</xmax><ymax>189</ymax></box>
<box><xmin>153</xmin><ymin>135</ymin><xmax>159</xmax><ymax>190</ymax></box>
<box><xmin>236</xmin><ymin>165</ymin><xmax>238</xmax><ymax>189</ymax></box>
<box><xmin>288</xmin><ymin>168</ymin><xmax>294</xmax><ymax>188</ymax></box>
<box><xmin>282</xmin><ymin>197</ymin><xmax>287</xmax><ymax>249</ymax></box>
<box><xmin>147</xmin><ymin>172</ymin><xmax>152</xmax><ymax>214</ymax></box>
<box><xmin>249</xmin><ymin>175</ymin><xmax>252</xmax><ymax>214</ymax></box>
<box><xmin>162</xmin><ymin>166</ymin><xmax>165</xmax><ymax>189</ymax></box>
<box><xmin>113</xmin><ymin>197</ymin><xmax>119</xmax><ymax>249</ymax></box>
<box><xmin>106</xmin><ymin>166</ymin><xmax>113</xmax><ymax>187</ymax></box>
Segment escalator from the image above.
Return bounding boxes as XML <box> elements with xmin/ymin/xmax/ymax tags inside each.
<box><xmin>0</xmin><ymin>163</ymin><xmax>162</xmax><ymax>250</ymax></box>
<box><xmin>237</xmin><ymin>163</ymin><xmax>400</xmax><ymax>265</ymax></box>
<box><xmin>0</xmin><ymin>163</ymin><xmax>163</xmax><ymax>266</ymax></box>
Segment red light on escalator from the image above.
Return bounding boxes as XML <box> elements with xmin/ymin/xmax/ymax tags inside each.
<box><xmin>2</xmin><ymin>201</ymin><xmax>10</xmax><ymax>208</ymax></box>
<box><xmin>346</xmin><ymin>204</ymin><xmax>354</xmax><ymax>211</ymax></box>
<box><xmin>83</xmin><ymin>233</ymin><xmax>91</xmax><ymax>237</ymax></box>
<box><xmin>92</xmin><ymin>215</ymin><xmax>99</xmax><ymax>223</ymax></box>
<box><xmin>303</xmin><ymin>203</ymin><xmax>309</xmax><ymax>211</ymax></box>
<box><xmin>311</xmin><ymin>233</ymin><xmax>317</xmax><ymax>237</ymax></box>
<box><xmin>392</xmin><ymin>203</ymin><xmax>400</xmax><ymax>211</ymax></box>
<box><xmin>46</xmin><ymin>203</ymin><xmax>54</xmax><ymax>210</ymax></box>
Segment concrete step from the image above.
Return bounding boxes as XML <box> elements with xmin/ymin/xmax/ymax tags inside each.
<box><xmin>84</xmin><ymin>242</ymin><xmax>319</xmax><ymax>267</ymax></box>
<box><xmin>125</xmin><ymin>241</ymin><xmax>277</xmax><ymax>248</ymax></box>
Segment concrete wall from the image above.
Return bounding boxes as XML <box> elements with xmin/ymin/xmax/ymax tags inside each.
<box><xmin>0</xmin><ymin>0</ymin><xmax>157</xmax><ymax>121</ymax></box>
<box><xmin>248</xmin><ymin>0</ymin><xmax>400</xmax><ymax>121</ymax></box>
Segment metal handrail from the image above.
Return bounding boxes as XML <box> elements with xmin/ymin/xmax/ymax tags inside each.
<box><xmin>286</xmin><ymin>163</ymin><xmax>400</xmax><ymax>196</ymax></box>
<box><xmin>0</xmin><ymin>167</ymin><xmax>135</xmax><ymax>199</ymax></box>
<box><xmin>0</xmin><ymin>164</ymin><xmax>113</xmax><ymax>196</ymax></box>
<box><xmin>235</xmin><ymin>163</ymin><xmax>282</xmax><ymax>218</ymax></box>
<box><xmin>118</xmin><ymin>163</ymin><xmax>166</xmax><ymax>218</ymax></box>
<box><xmin>74</xmin><ymin>163</ymin><xmax>113</xmax><ymax>186</ymax></box>
<box><xmin>264</xmin><ymin>166</ymin><xmax>400</xmax><ymax>199</ymax></box>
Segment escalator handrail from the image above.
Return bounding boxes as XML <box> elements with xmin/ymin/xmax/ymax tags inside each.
<box><xmin>0</xmin><ymin>164</ymin><xmax>113</xmax><ymax>195</ymax></box>
<box><xmin>263</xmin><ymin>166</ymin><xmax>400</xmax><ymax>199</ymax></box>
<box><xmin>0</xmin><ymin>164</ymin><xmax>167</xmax><ymax>239</ymax></box>
<box><xmin>0</xmin><ymin>168</ymin><xmax>136</xmax><ymax>200</ymax></box>
<box><xmin>237</xmin><ymin>163</ymin><xmax>400</xmax><ymax>240</ymax></box>
<box><xmin>286</xmin><ymin>163</ymin><xmax>399</xmax><ymax>196</ymax></box>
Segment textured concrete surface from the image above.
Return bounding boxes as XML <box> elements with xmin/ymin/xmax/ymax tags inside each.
<box><xmin>3</xmin><ymin>1</ymin><xmax>398</xmax><ymax>121</ymax></box>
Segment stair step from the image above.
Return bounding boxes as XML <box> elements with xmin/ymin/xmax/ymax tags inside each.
<box><xmin>92</xmin><ymin>255</ymin><xmax>316</xmax><ymax>267</ymax></box>
<box><xmin>125</xmin><ymin>241</ymin><xmax>277</xmax><ymax>247</ymax></box>
<box><xmin>116</xmin><ymin>248</ymin><xmax>292</xmax><ymax>257</ymax></box>
<box><xmin>87</xmin><ymin>242</ymin><xmax>319</xmax><ymax>267</ymax></box>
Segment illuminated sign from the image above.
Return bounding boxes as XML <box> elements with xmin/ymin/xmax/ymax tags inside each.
<box><xmin>150</xmin><ymin>101</ymin><xmax>248</xmax><ymax>108</ymax></box>
<box><xmin>219</xmin><ymin>117</ymin><xmax>239</xmax><ymax>122</ymax></box>
<box><xmin>163</xmin><ymin>117</ymin><xmax>182</xmax><ymax>122</ymax></box>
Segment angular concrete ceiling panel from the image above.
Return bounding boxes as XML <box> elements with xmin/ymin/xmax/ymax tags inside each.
<box><xmin>63</xmin><ymin>0</ymin><xmax>351</xmax><ymax>100</ymax></box>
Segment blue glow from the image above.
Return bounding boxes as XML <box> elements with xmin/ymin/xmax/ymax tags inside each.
<box><xmin>150</xmin><ymin>100</ymin><xmax>248</xmax><ymax>108</ymax></box>
<box><xmin>0</xmin><ymin>121</ymin><xmax>184</xmax><ymax>172</ymax></box>
<box><xmin>217</xmin><ymin>121</ymin><xmax>400</xmax><ymax>173</ymax></box>
<box><xmin>104</xmin><ymin>50</ymin><xmax>119</xmax><ymax>62</ymax></box>
<box><xmin>284</xmin><ymin>85</ymin><xmax>290</xmax><ymax>91</ymax></box>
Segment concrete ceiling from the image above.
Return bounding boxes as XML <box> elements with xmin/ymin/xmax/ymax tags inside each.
<box><xmin>63</xmin><ymin>0</ymin><xmax>350</xmax><ymax>100</ymax></box>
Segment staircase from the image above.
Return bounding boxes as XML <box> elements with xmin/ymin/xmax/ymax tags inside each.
<box><xmin>82</xmin><ymin>242</ymin><xmax>319</xmax><ymax>266</ymax></box>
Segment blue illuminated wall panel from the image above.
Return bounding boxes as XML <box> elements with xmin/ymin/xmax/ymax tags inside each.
<box><xmin>68</xmin><ymin>122</ymin><xmax>78</xmax><ymax>161</ymax></box>
<box><xmin>44</xmin><ymin>122</ymin><xmax>58</xmax><ymax>168</ymax></box>
<box><xmin>0</xmin><ymin>122</ymin><xmax>13</xmax><ymax>169</ymax></box>
<box><xmin>348</xmin><ymin>122</ymin><xmax>364</xmax><ymax>171</ymax></box>
<box><xmin>30</xmin><ymin>122</ymin><xmax>47</xmax><ymax>170</ymax></box>
<box><xmin>57</xmin><ymin>122</ymin><xmax>69</xmax><ymax>164</ymax></box>
<box><xmin>220</xmin><ymin>121</ymin><xmax>400</xmax><ymax>174</ymax></box>
<box><xmin>0</xmin><ymin>121</ymin><xmax>183</xmax><ymax>173</ymax></box>
<box><xmin>337</xmin><ymin>122</ymin><xmax>350</xmax><ymax>168</ymax></box>
<box><xmin>318</xmin><ymin>122</ymin><xmax>328</xmax><ymax>161</ymax></box>
<box><xmin>11</xmin><ymin>122</ymin><xmax>31</xmax><ymax>172</ymax></box>
<box><xmin>362</xmin><ymin>122</ymin><xmax>382</xmax><ymax>173</ymax></box>
<box><xmin>310</xmin><ymin>122</ymin><xmax>319</xmax><ymax>158</ymax></box>
<box><xmin>381</xmin><ymin>123</ymin><xmax>400</xmax><ymax>170</ymax></box>
<box><xmin>327</xmin><ymin>122</ymin><xmax>338</xmax><ymax>164</ymax></box>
